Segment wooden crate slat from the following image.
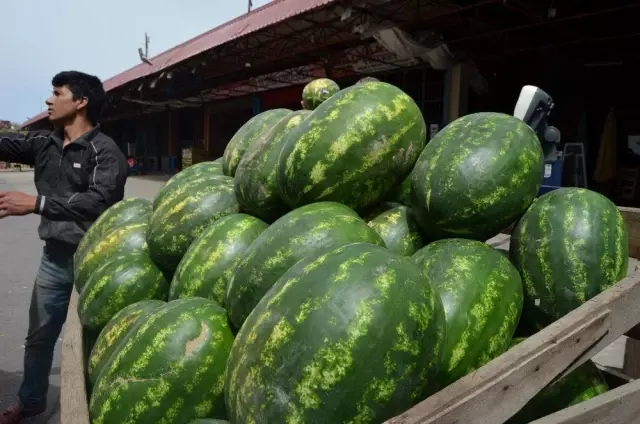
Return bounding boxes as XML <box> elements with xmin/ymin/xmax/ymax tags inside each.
<box><xmin>529</xmin><ymin>378</ymin><xmax>640</xmax><ymax>424</ymax></box>
<box><xmin>623</xmin><ymin>337</ymin><xmax>640</xmax><ymax>379</ymax></box>
<box><xmin>60</xmin><ymin>289</ymin><xmax>90</xmax><ymax>424</ymax></box>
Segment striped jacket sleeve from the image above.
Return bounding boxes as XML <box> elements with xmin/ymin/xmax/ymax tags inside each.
<box><xmin>0</xmin><ymin>131</ymin><xmax>42</xmax><ymax>165</ymax></box>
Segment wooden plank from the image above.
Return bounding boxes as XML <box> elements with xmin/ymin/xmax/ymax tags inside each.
<box><xmin>60</xmin><ymin>289</ymin><xmax>90</xmax><ymax>424</ymax></box>
<box><xmin>592</xmin><ymin>336</ymin><xmax>628</xmax><ymax>373</ymax></box>
<box><xmin>385</xmin><ymin>269</ymin><xmax>640</xmax><ymax>424</ymax></box>
<box><xmin>619</xmin><ymin>207</ymin><xmax>640</xmax><ymax>340</ymax></box>
<box><xmin>619</xmin><ymin>206</ymin><xmax>640</xmax><ymax>259</ymax></box>
<box><xmin>623</xmin><ymin>337</ymin><xmax>640</xmax><ymax>379</ymax></box>
<box><xmin>529</xmin><ymin>378</ymin><xmax>640</xmax><ymax>424</ymax></box>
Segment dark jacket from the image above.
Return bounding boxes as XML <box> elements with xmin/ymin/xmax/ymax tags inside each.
<box><xmin>0</xmin><ymin>125</ymin><xmax>128</xmax><ymax>246</ymax></box>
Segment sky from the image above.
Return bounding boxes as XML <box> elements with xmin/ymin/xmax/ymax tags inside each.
<box><xmin>0</xmin><ymin>0</ymin><xmax>272</xmax><ymax>124</ymax></box>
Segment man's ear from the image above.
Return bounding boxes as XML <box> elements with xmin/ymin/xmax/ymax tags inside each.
<box><xmin>76</xmin><ymin>96</ymin><xmax>89</xmax><ymax>112</ymax></box>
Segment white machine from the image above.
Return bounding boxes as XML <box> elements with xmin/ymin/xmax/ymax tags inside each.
<box><xmin>513</xmin><ymin>85</ymin><xmax>562</xmax><ymax>161</ymax></box>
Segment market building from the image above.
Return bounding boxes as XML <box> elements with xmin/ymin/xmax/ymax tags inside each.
<box><xmin>21</xmin><ymin>0</ymin><xmax>640</xmax><ymax>206</ymax></box>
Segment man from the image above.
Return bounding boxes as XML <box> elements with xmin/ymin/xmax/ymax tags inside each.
<box><xmin>0</xmin><ymin>71</ymin><xmax>127</xmax><ymax>423</ymax></box>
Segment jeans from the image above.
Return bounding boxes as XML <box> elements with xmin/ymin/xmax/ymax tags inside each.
<box><xmin>18</xmin><ymin>242</ymin><xmax>75</xmax><ymax>413</ymax></box>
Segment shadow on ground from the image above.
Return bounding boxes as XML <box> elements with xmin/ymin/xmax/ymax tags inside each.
<box><xmin>0</xmin><ymin>368</ymin><xmax>61</xmax><ymax>424</ymax></box>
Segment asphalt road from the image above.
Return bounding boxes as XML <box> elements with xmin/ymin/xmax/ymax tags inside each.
<box><xmin>0</xmin><ymin>171</ymin><xmax>166</xmax><ymax>423</ymax></box>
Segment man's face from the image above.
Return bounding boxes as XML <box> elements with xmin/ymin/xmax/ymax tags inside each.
<box><xmin>45</xmin><ymin>85</ymin><xmax>85</xmax><ymax>123</ymax></box>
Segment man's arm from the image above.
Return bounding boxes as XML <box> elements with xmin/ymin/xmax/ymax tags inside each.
<box><xmin>0</xmin><ymin>131</ymin><xmax>47</xmax><ymax>165</ymax></box>
<box><xmin>35</xmin><ymin>142</ymin><xmax>128</xmax><ymax>222</ymax></box>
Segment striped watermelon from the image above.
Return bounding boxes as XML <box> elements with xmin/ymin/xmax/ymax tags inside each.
<box><xmin>412</xmin><ymin>238</ymin><xmax>523</xmax><ymax>386</ymax></box>
<box><xmin>411</xmin><ymin>112</ymin><xmax>544</xmax><ymax>241</ymax></box>
<box><xmin>234</xmin><ymin>110</ymin><xmax>311</xmax><ymax>222</ymax></box>
<box><xmin>225</xmin><ymin>242</ymin><xmax>446</xmax><ymax>424</ymax></box>
<box><xmin>367</xmin><ymin>204</ymin><xmax>423</xmax><ymax>256</ymax></box>
<box><xmin>302</xmin><ymin>78</ymin><xmax>340</xmax><ymax>110</ymax></box>
<box><xmin>74</xmin><ymin>221</ymin><xmax>149</xmax><ymax>293</ymax></box>
<box><xmin>356</xmin><ymin>76</ymin><xmax>381</xmax><ymax>84</ymax></box>
<box><xmin>507</xmin><ymin>338</ymin><xmax>608</xmax><ymax>423</ymax></box>
<box><xmin>153</xmin><ymin>161</ymin><xmax>226</xmax><ymax>210</ymax></box>
<box><xmin>169</xmin><ymin>213</ymin><xmax>268</xmax><ymax>306</ymax></box>
<box><xmin>87</xmin><ymin>299</ymin><xmax>165</xmax><ymax>388</ymax></box>
<box><xmin>90</xmin><ymin>297</ymin><xmax>234</xmax><ymax>423</ymax></box>
<box><xmin>77</xmin><ymin>252</ymin><xmax>169</xmax><ymax>332</ymax></box>
<box><xmin>509</xmin><ymin>187</ymin><xmax>628</xmax><ymax>328</ymax></box>
<box><xmin>75</xmin><ymin>198</ymin><xmax>152</xmax><ymax>266</ymax></box>
<box><xmin>225</xmin><ymin>201</ymin><xmax>385</xmax><ymax>329</ymax></box>
<box><xmin>277</xmin><ymin>82</ymin><xmax>426</xmax><ymax>212</ymax></box>
<box><xmin>222</xmin><ymin>109</ymin><xmax>292</xmax><ymax>177</ymax></box>
<box><xmin>147</xmin><ymin>175</ymin><xmax>240</xmax><ymax>274</ymax></box>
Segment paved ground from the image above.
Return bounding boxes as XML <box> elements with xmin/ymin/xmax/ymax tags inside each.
<box><xmin>0</xmin><ymin>171</ymin><xmax>166</xmax><ymax>423</ymax></box>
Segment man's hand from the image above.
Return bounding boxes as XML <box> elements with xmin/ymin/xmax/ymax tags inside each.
<box><xmin>0</xmin><ymin>191</ymin><xmax>37</xmax><ymax>218</ymax></box>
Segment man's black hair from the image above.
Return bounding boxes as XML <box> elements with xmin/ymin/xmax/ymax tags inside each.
<box><xmin>52</xmin><ymin>71</ymin><xmax>106</xmax><ymax>125</ymax></box>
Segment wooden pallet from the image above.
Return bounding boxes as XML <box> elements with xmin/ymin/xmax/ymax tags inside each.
<box><xmin>61</xmin><ymin>208</ymin><xmax>640</xmax><ymax>424</ymax></box>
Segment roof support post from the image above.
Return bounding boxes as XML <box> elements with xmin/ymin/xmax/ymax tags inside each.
<box><xmin>444</xmin><ymin>61</ymin><xmax>472</xmax><ymax>124</ymax></box>
<box><xmin>203</xmin><ymin>105</ymin><xmax>211</xmax><ymax>154</ymax></box>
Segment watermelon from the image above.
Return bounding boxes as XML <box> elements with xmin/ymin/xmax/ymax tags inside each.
<box><xmin>412</xmin><ymin>238</ymin><xmax>523</xmax><ymax>386</ymax></box>
<box><xmin>169</xmin><ymin>213</ymin><xmax>268</xmax><ymax>306</ymax></box>
<box><xmin>75</xmin><ymin>198</ymin><xmax>152</xmax><ymax>265</ymax></box>
<box><xmin>302</xmin><ymin>78</ymin><xmax>340</xmax><ymax>110</ymax></box>
<box><xmin>367</xmin><ymin>204</ymin><xmax>423</xmax><ymax>256</ymax></box>
<box><xmin>147</xmin><ymin>175</ymin><xmax>240</xmax><ymax>274</ymax></box>
<box><xmin>356</xmin><ymin>76</ymin><xmax>380</xmax><ymax>84</ymax></box>
<box><xmin>90</xmin><ymin>297</ymin><xmax>234</xmax><ymax>423</ymax></box>
<box><xmin>507</xmin><ymin>338</ymin><xmax>608</xmax><ymax>423</ymax></box>
<box><xmin>77</xmin><ymin>252</ymin><xmax>169</xmax><ymax>332</ymax></box>
<box><xmin>277</xmin><ymin>82</ymin><xmax>426</xmax><ymax>212</ymax></box>
<box><xmin>411</xmin><ymin>112</ymin><xmax>544</xmax><ymax>242</ymax></box>
<box><xmin>222</xmin><ymin>109</ymin><xmax>292</xmax><ymax>177</ymax></box>
<box><xmin>225</xmin><ymin>201</ymin><xmax>385</xmax><ymax>330</ymax></box>
<box><xmin>74</xmin><ymin>221</ymin><xmax>149</xmax><ymax>293</ymax></box>
<box><xmin>87</xmin><ymin>299</ymin><xmax>165</xmax><ymax>388</ymax></box>
<box><xmin>225</xmin><ymin>242</ymin><xmax>446</xmax><ymax>424</ymax></box>
<box><xmin>234</xmin><ymin>110</ymin><xmax>311</xmax><ymax>222</ymax></box>
<box><xmin>509</xmin><ymin>187</ymin><xmax>628</xmax><ymax>328</ymax></box>
<box><xmin>153</xmin><ymin>161</ymin><xmax>226</xmax><ymax>210</ymax></box>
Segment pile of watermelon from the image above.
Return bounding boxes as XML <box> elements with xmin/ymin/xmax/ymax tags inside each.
<box><xmin>74</xmin><ymin>77</ymin><xmax>629</xmax><ymax>424</ymax></box>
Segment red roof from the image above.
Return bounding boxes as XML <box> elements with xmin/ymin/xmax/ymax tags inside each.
<box><xmin>23</xmin><ymin>0</ymin><xmax>338</xmax><ymax>127</ymax></box>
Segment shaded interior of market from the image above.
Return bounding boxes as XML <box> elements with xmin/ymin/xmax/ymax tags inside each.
<box><xmin>21</xmin><ymin>0</ymin><xmax>640</xmax><ymax>206</ymax></box>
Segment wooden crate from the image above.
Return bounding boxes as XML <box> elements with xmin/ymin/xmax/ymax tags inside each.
<box><xmin>61</xmin><ymin>290</ymin><xmax>90</xmax><ymax>423</ymax></box>
<box><xmin>61</xmin><ymin>208</ymin><xmax>640</xmax><ymax>424</ymax></box>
